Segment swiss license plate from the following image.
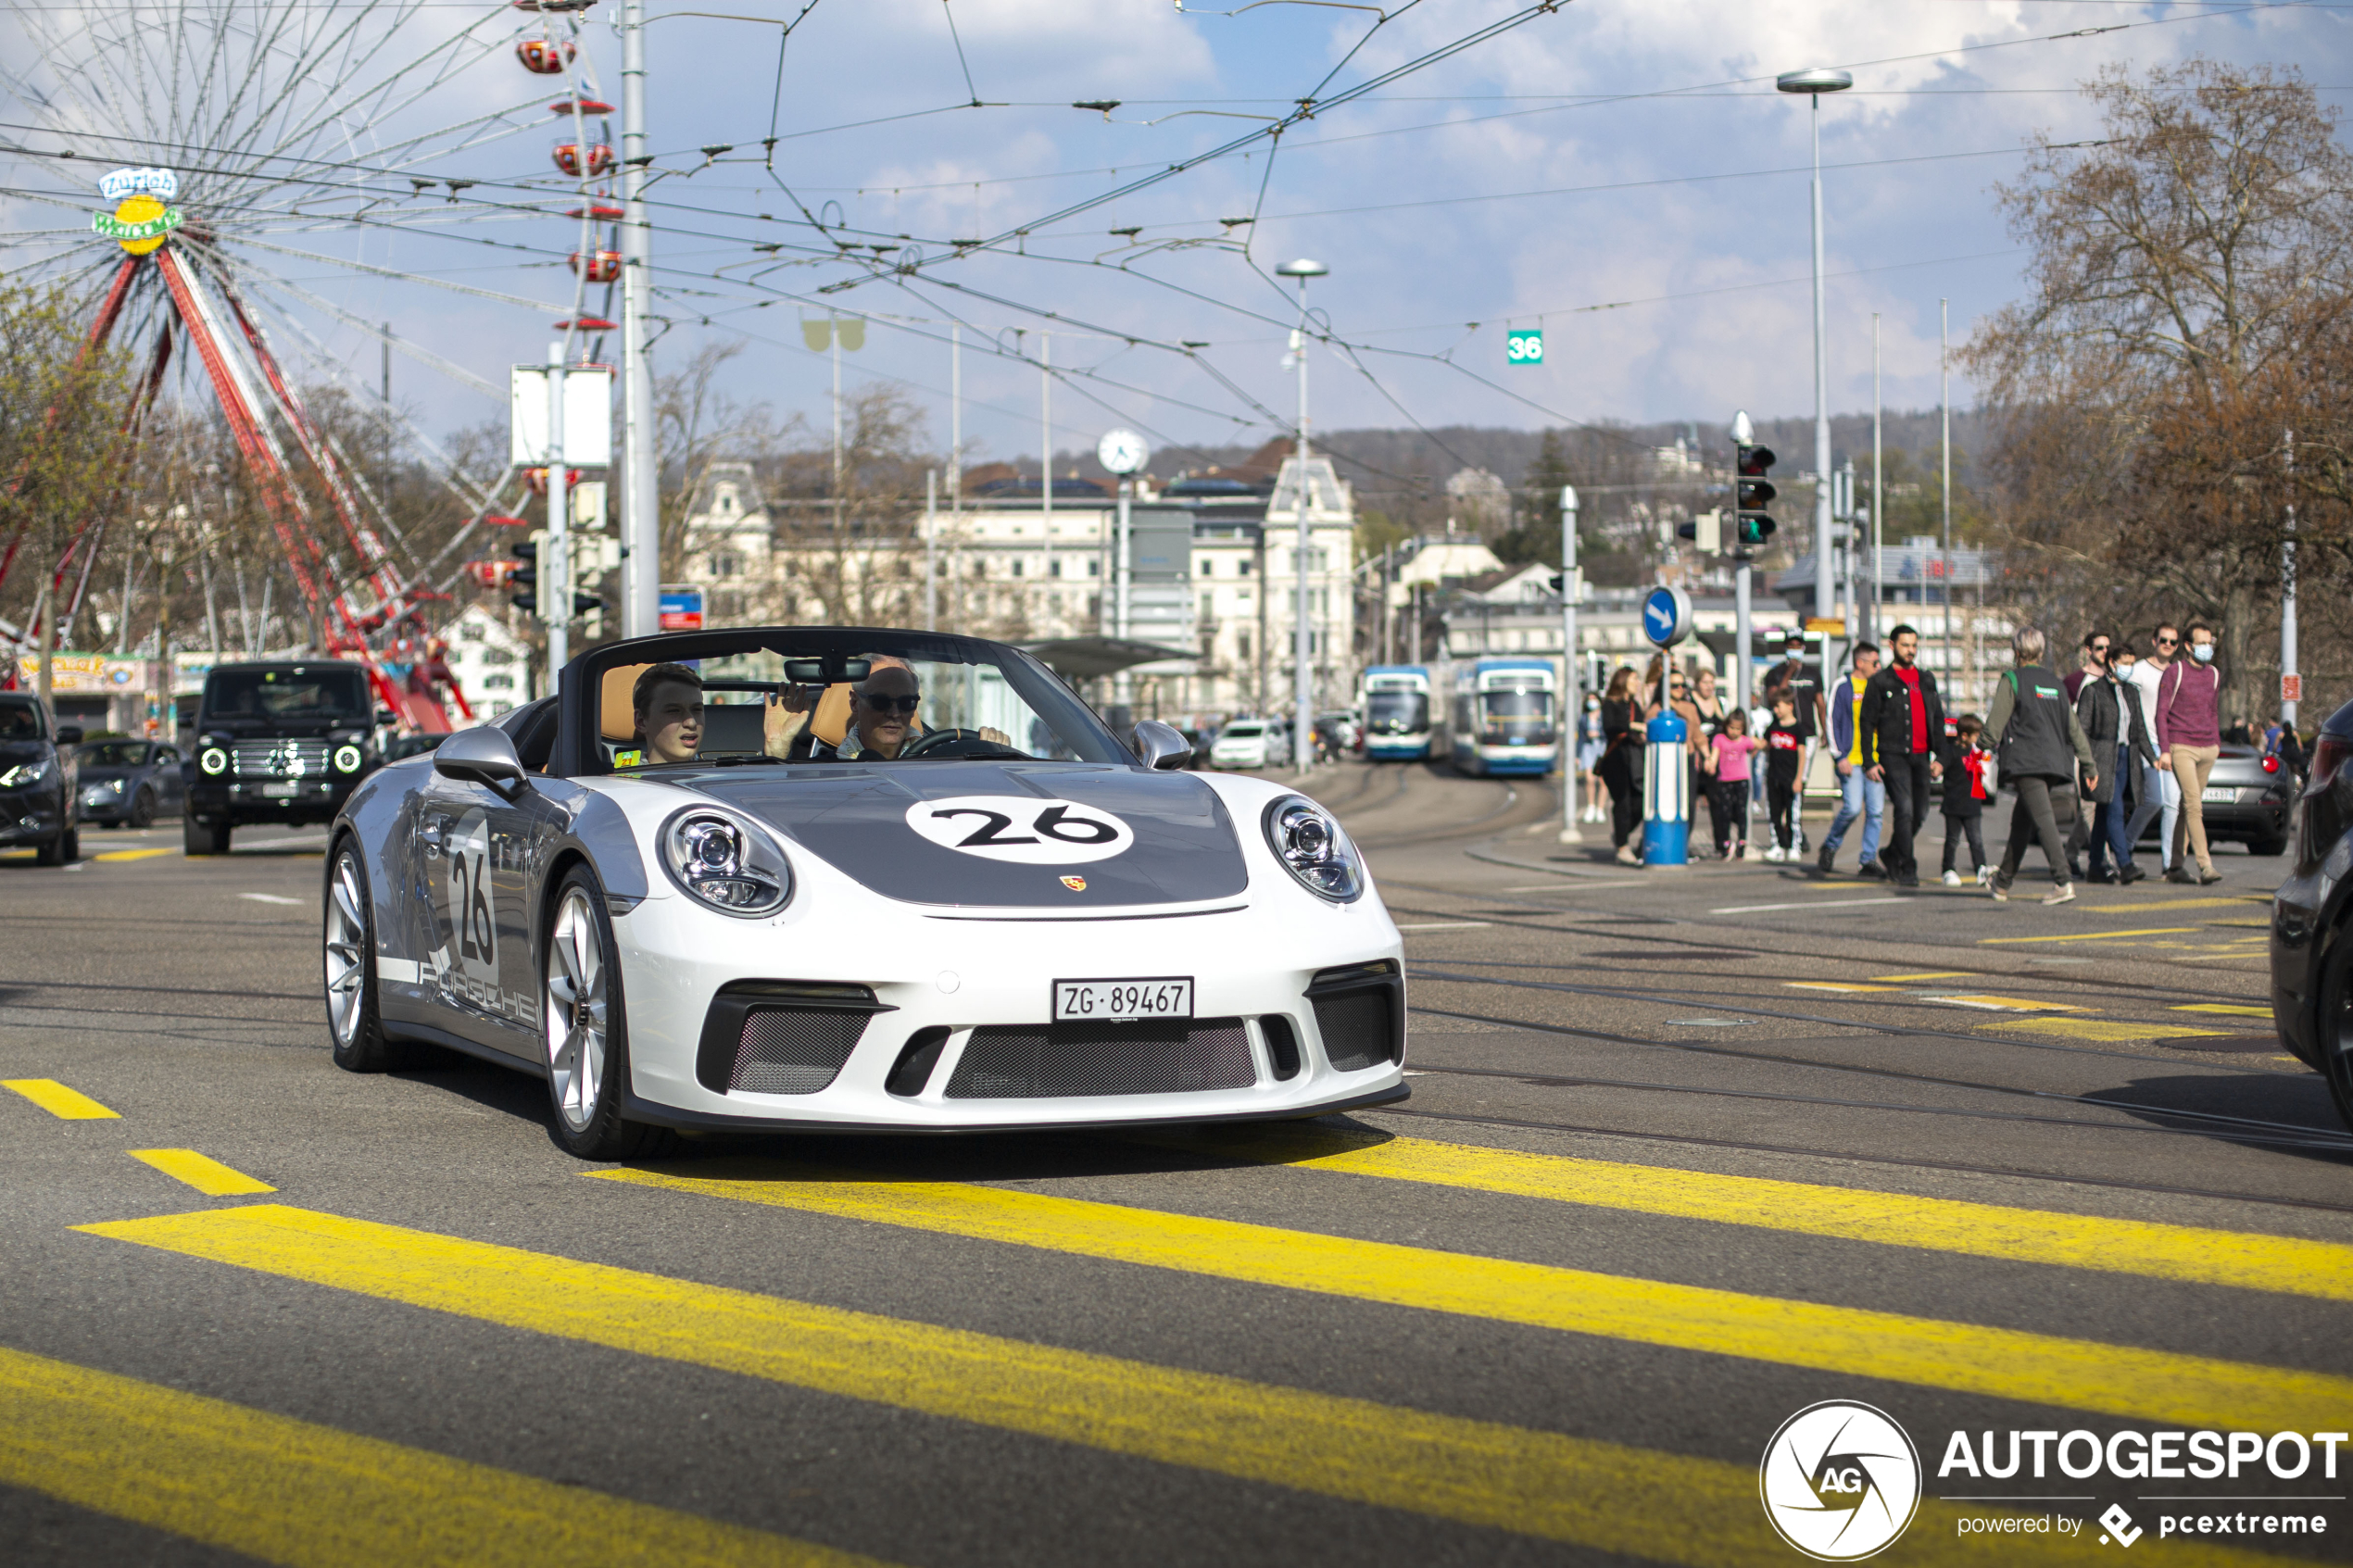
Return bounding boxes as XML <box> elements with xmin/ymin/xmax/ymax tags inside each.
<box><xmin>260</xmin><ymin>783</ymin><xmax>298</xmax><ymax>798</ymax></box>
<box><xmin>1053</xmin><ymin>977</ymin><xmax>1193</xmax><ymax>1022</ymax></box>
<box><xmin>2202</xmin><ymin>786</ymin><xmax>2235</xmax><ymax>804</ymax></box>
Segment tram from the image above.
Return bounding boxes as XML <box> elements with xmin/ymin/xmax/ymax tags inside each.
<box><xmin>1358</xmin><ymin>665</ymin><xmax>1434</xmax><ymax>761</ymax></box>
<box><xmin>1446</xmin><ymin>658</ymin><xmax>1559</xmax><ymax>777</ymax></box>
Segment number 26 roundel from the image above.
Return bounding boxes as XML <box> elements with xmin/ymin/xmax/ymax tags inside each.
<box><xmin>903</xmin><ymin>796</ymin><xmax>1136</xmax><ymax>865</ymax></box>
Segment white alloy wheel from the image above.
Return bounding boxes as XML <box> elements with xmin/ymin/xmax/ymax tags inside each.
<box><xmin>546</xmin><ymin>886</ymin><xmax>610</xmax><ymax>1132</ymax></box>
<box><xmin>324</xmin><ymin>849</ymin><xmax>370</xmax><ymax>1049</ymax></box>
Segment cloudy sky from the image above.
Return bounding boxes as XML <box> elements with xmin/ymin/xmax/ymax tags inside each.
<box><xmin>5</xmin><ymin>0</ymin><xmax>2347</xmax><ymax>470</ymax></box>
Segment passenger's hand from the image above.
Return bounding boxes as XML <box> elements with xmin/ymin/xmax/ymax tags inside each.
<box><xmin>763</xmin><ymin>690</ymin><xmax>810</xmax><ymax>758</ymax></box>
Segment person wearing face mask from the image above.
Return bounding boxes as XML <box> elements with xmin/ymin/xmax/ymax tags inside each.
<box><xmin>2123</xmin><ymin>627</ymin><xmax>2182</xmax><ymax>876</ymax></box>
<box><xmin>2156</xmin><ymin>621</ymin><xmax>2225</xmax><ymax>884</ymax></box>
<box><xmin>1577</xmin><ymin>693</ymin><xmax>1606</xmax><ymax>823</ymax></box>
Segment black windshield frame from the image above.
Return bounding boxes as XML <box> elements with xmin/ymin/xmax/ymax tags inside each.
<box><xmin>553</xmin><ymin>626</ymin><xmax>1135</xmax><ymax>778</ymax></box>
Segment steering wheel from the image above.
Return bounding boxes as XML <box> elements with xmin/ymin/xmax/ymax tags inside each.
<box><xmin>897</xmin><ymin>727</ymin><xmax>1025</xmax><ymax>760</ymax></box>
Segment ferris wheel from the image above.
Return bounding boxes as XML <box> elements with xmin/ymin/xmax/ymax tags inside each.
<box><xmin>0</xmin><ymin>0</ymin><xmax>624</xmax><ymax>728</ymax></box>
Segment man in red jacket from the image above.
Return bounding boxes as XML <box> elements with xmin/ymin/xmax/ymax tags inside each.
<box><xmin>2155</xmin><ymin>621</ymin><xmax>2225</xmax><ymax>884</ymax></box>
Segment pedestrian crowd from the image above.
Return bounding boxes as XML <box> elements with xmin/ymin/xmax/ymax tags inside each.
<box><xmin>1575</xmin><ymin>618</ymin><xmax>2294</xmax><ymax>903</ymax></box>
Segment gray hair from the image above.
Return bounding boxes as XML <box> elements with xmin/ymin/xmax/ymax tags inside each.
<box><xmin>2013</xmin><ymin>624</ymin><xmax>2046</xmax><ymax>663</ymax></box>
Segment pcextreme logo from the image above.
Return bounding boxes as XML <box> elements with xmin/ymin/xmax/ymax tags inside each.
<box><xmin>1760</xmin><ymin>1400</ymin><xmax>1923</xmax><ymax>1561</ymax></box>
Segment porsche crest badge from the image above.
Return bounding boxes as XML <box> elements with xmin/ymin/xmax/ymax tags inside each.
<box><xmin>1060</xmin><ymin>875</ymin><xmax>1087</xmax><ymax>892</ymax></box>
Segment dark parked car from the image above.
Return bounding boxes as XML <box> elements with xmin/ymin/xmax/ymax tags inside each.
<box><xmin>0</xmin><ymin>694</ymin><xmax>82</xmax><ymax>864</ymax></box>
<box><xmin>76</xmin><ymin>739</ymin><xmax>186</xmax><ymax>828</ymax></box>
<box><xmin>2270</xmin><ymin>705</ymin><xmax>2353</xmax><ymax>1129</ymax></box>
<box><xmin>380</xmin><ymin>733</ymin><xmax>448</xmax><ymax>763</ymax></box>
<box><xmin>2142</xmin><ymin>743</ymin><xmax>2292</xmax><ymax>857</ymax></box>
<box><xmin>182</xmin><ymin>661</ymin><xmax>382</xmax><ymax>856</ymax></box>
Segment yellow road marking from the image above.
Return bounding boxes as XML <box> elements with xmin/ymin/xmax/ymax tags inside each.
<box><xmin>2205</xmin><ymin>919</ymin><xmax>2271</xmax><ymax>929</ymax></box>
<box><xmin>2</xmin><ymin>1079</ymin><xmax>120</xmax><ymax>1120</ymax></box>
<box><xmin>598</xmin><ymin>1168</ymin><xmax>2349</xmax><ymax>1433</ymax></box>
<box><xmin>0</xmin><ymin>1343</ymin><xmax>876</xmax><ymax>1568</ymax></box>
<box><xmin>69</xmin><ymin>1204</ymin><xmax>2272</xmax><ymax>1567</ymax></box>
<box><xmin>1926</xmin><ymin>994</ymin><xmax>2091</xmax><ymax>1013</ymax></box>
<box><xmin>2085</xmin><ymin>897</ymin><xmax>2257</xmax><ymax>913</ymax></box>
<box><xmin>1128</xmin><ymin>1126</ymin><xmax>2353</xmax><ymax>1303</ymax></box>
<box><xmin>1979</xmin><ymin>1018</ymin><xmax>2234</xmax><ymax>1044</ymax></box>
<box><xmin>1873</xmin><ymin>971</ymin><xmax>1971</xmax><ymax>981</ymax></box>
<box><xmin>2173</xmin><ymin>1004</ymin><xmax>2273</xmax><ymax>1017</ymax></box>
<box><xmin>93</xmin><ymin>847</ymin><xmax>174</xmax><ymax>862</ymax></box>
<box><xmin>1980</xmin><ymin>927</ymin><xmax>2198</xmax><ymax>945</ymax></box>
<box><xmin>129</xmin><ymin>1148</ymin><xmax>274</xmax><ymax>1197</ymax></box>
<box><xmin>1782</xmin><ymin>982</ymin><xmax>1901</xmax><ymax>993</ymax></box>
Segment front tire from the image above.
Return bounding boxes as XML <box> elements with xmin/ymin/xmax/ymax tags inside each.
<box><xmin>185</xmin><ymin>819</ymin><xmax>232</xmax><ymax>856</ymax></box>
<box><xmin>325</xmin><ymin>839</ymin><xmax>407</xmax><ymax>1072</ymax></box>
<box><xmin>543</xmin><ymin>866</ymin><xmax>669</xmax><ymax>1160</ymax></box>
<box><xmin>129</xmin><ymin>787</ymin><xmax>155</xmax><ymax>829</ymax></box>
<box><xmin>2316</xmin><ymin>925</ymin><xmax>2353</xmax><ymax>1134</ymax></box>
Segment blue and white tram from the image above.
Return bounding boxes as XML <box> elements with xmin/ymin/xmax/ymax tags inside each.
<box><xmin>1358</xmin><ymin>665</ymin><xmax>1434</xmax><ymax>761</ymax></box>
<box><xmin>1447</xmin><ymin>658</ymin><xmax>1559</xmax><ymax>777</ymax></box>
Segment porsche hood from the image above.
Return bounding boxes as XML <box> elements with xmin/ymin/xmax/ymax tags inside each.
<box><xmin>682</xmin><ymin>762</ymin><xmax>1252</xmax><ymax>908</ymax></box>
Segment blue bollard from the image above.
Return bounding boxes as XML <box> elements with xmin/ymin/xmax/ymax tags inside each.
<box><xmin>1642</xmin><ymin>710</ymin><xmax>1691</xmax><ymax>866</ymax></box>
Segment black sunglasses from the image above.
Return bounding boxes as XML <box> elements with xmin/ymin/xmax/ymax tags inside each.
<box><xmin>861</xmin><ymin>693</ymin><xmax>920</xmax><ymax>714</ymax></box>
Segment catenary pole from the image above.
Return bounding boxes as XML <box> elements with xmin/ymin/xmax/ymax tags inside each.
<box><xmin>1871</xmin><ymin>313</ymin><xmax>1882</xmax><ymax>644</ymax></box>
<box><xmin>1809</xmin><ymin>92</ymin><xmax>1832</xmax><ymax>624</ymax></box>
<box><xmin>619</xmin><ymin>0</ymin><xmax>657</xmax><ymax>638</ymax></box>
<box><xmin>2284</xmin><ymin>427</ymin><xmax>2298</xmax><ymax>729</ymax></box>
<box><xmin>1940</xmin><ymin>298</ymin><xmax>1952</xmax><ymax>694</ymax></box>
<box><xmin>925</xmin><ymin>468</ymin><xmax>937</xmax><ymax>632</ymax></box>
<box><xmin>1558</xmin><ymin>484</ymin><xmax>1581</xmax><ymax>845</ymax></box>
<box><xmin>546</xmin><ymin>340</ymin><xmax>569</xmax><ymax>682</ymax></box>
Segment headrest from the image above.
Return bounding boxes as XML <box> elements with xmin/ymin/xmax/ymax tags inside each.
<box><xmin>600</xmin><ymin>663</ymin><xmax>654</xmax><ymax>742</ymax></box>
<box><xmin>812</xmin><ymin>684</ymin><xmax>853</xmax><ymax>747</ymax></box>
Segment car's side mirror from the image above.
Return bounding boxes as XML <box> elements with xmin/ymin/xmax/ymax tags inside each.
<box><xmin>55</xmin><ymin>725</ymin><xmax>82</xmax><ymax>746</ymax></box>
<box><xmin>1132</xmin><ymin>719</ymin><xmax>1191</xmax><ymax>771</ymax></box>
<box><xmin>434</xmin><ymin>725</ymin><xmax>528</xmax><ymax>798</ymax></box>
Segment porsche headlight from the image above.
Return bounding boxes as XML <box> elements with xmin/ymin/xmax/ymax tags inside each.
<box><xmin>1263</xmin><ymin>795</ymin><xmax>1363</xmax><ymax>903</ymax></box>
<box><xmin>0</xmin><ymin>757</ymin><xmax>53</xmax><ymax>789</ymax></box>
<box><xmin>333</xmin><ymin>745</ymin><xmax>364</xmax><ymax>773</ymax></box>
<box><xmin>199</xmin><ymin>746</ymin><xmax>228</xmax><ymax>776</ymax></box>
<box><xmin>660</xmin><ymin>807</ymin><xmax>793</xmax><ymax>916</ymax></box>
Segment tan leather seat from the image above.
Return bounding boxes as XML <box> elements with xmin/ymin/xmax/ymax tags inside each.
<box><xmin>601</xmin><ymin>663</ymin><xmax>653</xmax><ymax>743</ymax></box>
<box><xmin>811</xmin><ymin>684</ymin><xmax>853</xmax><ymax>747</ymax></box>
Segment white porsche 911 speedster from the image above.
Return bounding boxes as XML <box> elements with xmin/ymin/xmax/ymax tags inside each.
<box><xmin>323</xmin><ymin>625</ymin><xmax>1407</xmax><ymax>1158</ymax></box>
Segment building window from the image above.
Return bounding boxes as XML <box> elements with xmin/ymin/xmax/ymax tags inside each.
<box><xmin>1199</xmin><ymin>558</ymin><xmax>1212</xmax><ymax>577</ymax></box>
<box><xmin>483</xmin><ymin>647</ymin><xmax>514</xmax><ymax>666</ymax></box>
<box><xmin>483</xmin><ymin>673</ymin><xmax>515</xmax><ymax>691</ymax></box>
<box><xmin>1051</xmin><ymin>558</ymin><xmax>1063</xmax><ymax>578</ymax></box>
<box><xmin>1012</xmin><ymin>558</ymin><xmax>1024</xmax><ymax>578</ymax></box>
<box><xmin>457</xmin><ymin>622</ymin><xmax>484</xmax><ymax>642</ymax></box>
<box><xmin>1088</xmin><ymin>559</ymin><xmax>1099</xmax><ymax>577</ymax></box>
<box><xmin>1239</xmin><ymin>558</ymin><xmax>1252</xmax><ymax>576</ymax></box>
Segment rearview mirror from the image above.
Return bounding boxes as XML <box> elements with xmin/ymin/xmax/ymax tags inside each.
<box><xmin>783</xmin><ymin>656</ymin><xmax>872</xmax><ymax>685</ymax></box>
<box><xmin>434</xmin><ymin>725</ymin><xmax>527</xmax><ymax>798</ymax></box>
<box><xmin>1132</xmin><ymin>719</ymin><xmax>1190</xmax><ymax>771</ymax></box>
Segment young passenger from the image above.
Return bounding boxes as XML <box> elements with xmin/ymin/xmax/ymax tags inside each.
<box><xmin>623</xmin><ymin>662</ymin><xmax>704</xmax><ymax>765</ymax></box>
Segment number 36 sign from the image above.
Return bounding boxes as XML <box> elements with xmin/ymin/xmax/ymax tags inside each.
<box><xmin>1505</xmin><ymin>329</ymin><xmax>1543</xmax><ymax>366</ymax></box>
<box><xmin>905</xmin><ymin>796</ymin><xmax>1137</xmax><ymax>864</ymax></box>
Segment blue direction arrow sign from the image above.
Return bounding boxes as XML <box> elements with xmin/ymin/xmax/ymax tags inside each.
<box><xmin>1642</xmin><ymin>585</ymin><xmax>1693</xmax><ymax>648</ymax></box>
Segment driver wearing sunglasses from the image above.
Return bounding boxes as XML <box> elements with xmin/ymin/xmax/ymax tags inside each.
<box><xmin>827</xmin><ymin>659</ymin><xmax>1013</xmax><ymax>762</ymax></box>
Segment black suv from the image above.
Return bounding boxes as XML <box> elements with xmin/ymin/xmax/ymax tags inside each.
<box><xmin>0</xmin><ymin>693</ymin><xmax>82</xmax><ymax>865</ymax></box>
<box><xmin>183</xmin><ymin>661</ymin><xmax>381</xmax><ymax>855</ymax></box>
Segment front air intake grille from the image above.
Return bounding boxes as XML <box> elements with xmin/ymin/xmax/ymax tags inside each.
<box><xmin>1308</xmin><ymin>960</ymin><xmax>1404</xmax><ymax>1073</ymax></box>
<box><xmin>233</xmin><ymin>740</ymin><xmax>331</xmax><ymax>779</ymax></box>
<box><xmin>732</xmin><ymin>1008</ymin><xmax>868</xmax><ymax>1094</ymax></box>
<box><xmin>695</xmin><ymin>981</ymin><xmax>890</xmax><ymax>1095</ymax></box>
<box><xmin>946</xmin><ymin>1018</ymin><xmax>1253</xmax><ymax>1099</ymax></box>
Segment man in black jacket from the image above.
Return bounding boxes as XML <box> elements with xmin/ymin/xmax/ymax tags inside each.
<box><xmin>2077</xmin><ymin>652</ymin><xmax>2156</xmax><ymax>884</ymax></box>
<box><xmin>1858</xmin><ymin>624</ymin><xmax>1945</xmax><ymax>887</ymax></box>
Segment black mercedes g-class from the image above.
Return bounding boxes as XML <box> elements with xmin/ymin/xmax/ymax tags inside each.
<box><xmin>183</xmin><ymin>661</ymin><xmax>380</xmax><ymax>855</ymax></box>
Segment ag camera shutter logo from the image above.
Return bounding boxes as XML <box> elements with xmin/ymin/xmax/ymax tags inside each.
<box><xmin>1760</xmin><ymin>1400</ymin><xmax>1921</xmax><ymax>1561</ymax></box>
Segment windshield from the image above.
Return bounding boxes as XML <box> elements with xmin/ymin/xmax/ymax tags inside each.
<box><xmin>583</xmin><ymin>629</ymin><xmax>1133</xmax><ymax>773</ymax></box>
<box><xmin>77</xmin><ymin>742</ymin><xmax>150</xmax><ymax>766</ymax></box>
<box><xmin>1481</xmin><ymin>689</ymin><xmax>1552</xmax><ymax>719</ymax></box>
<box><xmin>0</xmin><ymin>701</ymin><xmax>42</xmax><ymax>740</ymax></box>
<box><xmin>203</xmin><ymin>666</ymin><xmax>371</xmax><ymax>725</ymax></box>
<box><xmin>1222</xmin><ymin>723</ymin><xmax>1263</xmax><ymax>738</ymax></box>
<box><xmin>1365</xmin><ymin>693</ymin><xmax>1428</xmax><ymax>734</ymax></box>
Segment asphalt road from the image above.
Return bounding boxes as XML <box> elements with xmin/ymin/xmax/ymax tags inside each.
<box><xmin>3</xmin><ymin>774</ymin><xmax>2349</xmax><ymax>1568</ymax></box>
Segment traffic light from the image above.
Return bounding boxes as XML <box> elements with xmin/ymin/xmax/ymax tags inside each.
<box><xmin>510</xmin><ymin>536</ymin><xmax>540</xmax><ymax>618</ymax></box>
<box><xmin>1674</xmin><ymin>509</ymin><xmax>1723</xmax><ymax>554</ymax></box>
<box><xmin>1734</xmin><ymin>441</ymin><xmax>1777</xmax><ymax>550</ymax></box>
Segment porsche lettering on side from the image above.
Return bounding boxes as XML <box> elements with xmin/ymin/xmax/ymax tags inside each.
<box><xmin>323</xmin><ymin>626</ymin><xmax>1407</xmax><ymax>1158</ymax></box>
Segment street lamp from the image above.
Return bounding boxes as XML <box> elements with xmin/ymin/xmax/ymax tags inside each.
<box><xmin>1277</xmin><ymin>257</ymin><xmax>1327</xmax><ymax>770</ymax></box>
<box><xmin>1777</xmin><ymin>66</ymin><xmax>1851</xmax><ymax>629</ymax></box>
